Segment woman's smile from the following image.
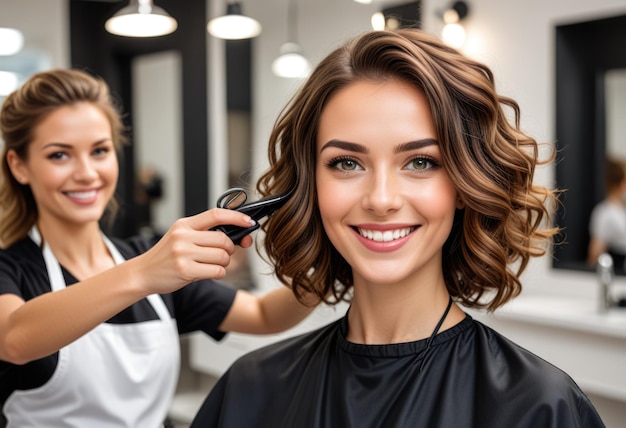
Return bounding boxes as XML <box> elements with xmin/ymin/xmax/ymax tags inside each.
<box><xmin>355</xmin><ymin>225</ymin><xmax>417</xmax><ymax>243</ymax></box>
<box><xmin>352</xmin><ymin>224</ymin><xmax>418</xmax><ymax>253</ymax></box>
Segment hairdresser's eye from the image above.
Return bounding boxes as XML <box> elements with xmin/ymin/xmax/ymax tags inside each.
<box><xmin>48</xmin><ymin>152</ymin><xmax>68</xmax><ymax>161</ymax></box>
<box><xmin>93</xmin><ymin>147</ymin><xmax>110</xmax><ymax>157</ymax></box>
<box><xmin>406</xmin><ymin>156</ymin><xmax>438</xmax><ymax>172</ymax></box>
<box><xmin>326</xmin><ymin>156</ymin><xmax>363</xmax><ymax>172</ymax></box>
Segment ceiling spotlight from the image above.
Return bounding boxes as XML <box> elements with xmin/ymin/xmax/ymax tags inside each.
<box><xmin>272</xmin><ymin>0</ymin><xmax>309</xmax><ymax>78</ymax></box>
<box><xmin>105</xmin><ymin>0</ymin><xmax>178</xmax><ymax>38</ymax></box>
<box><xmin>272</xmin><ymin>43</ymin><xmax>310</xmax><ymax>78</ymax></box>
<box><xmin>0</xmin><ymin>28</ymin><xmax>24</xmax><ymax>56</ymax></box>
<box><xmin>441</xmin><ymin>1</ymin><xmax>470</xmax><ymax>48</ymax></box>
<box><xmin>207</xmin><ymin>2</ymin><xmax>262</xmax><ymax>40</ymax></box>
<box><xmin>0</xmin><ymin>71</ymin><xmax>20</xmax><ymax>96</ymax></box>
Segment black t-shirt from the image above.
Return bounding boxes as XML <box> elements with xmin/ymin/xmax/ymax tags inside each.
<box><xmin>192</xmin><ymin>315</ymin><xmax>605</xmax><ymax>428</ymax></box>
<box><xmin>0</xmin><ymin>235</ymin><xmax>237</xmax><ymax>407</ymax></box>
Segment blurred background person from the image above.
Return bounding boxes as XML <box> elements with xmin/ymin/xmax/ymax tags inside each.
<box><xmin>587</xmin><ymin>157</ymin><xmax>626</xmax><ymax>274</ymax></box>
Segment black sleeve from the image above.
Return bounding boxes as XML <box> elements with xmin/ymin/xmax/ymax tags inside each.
<box><xmin>0</xmin><ymin>238</ymin><xmax>51</xmax><ymax>299</ymax></box>
<box><xmin>172</xmin><ymin>279</ymin><xmax>237</xmax><ymax>339</ymax></box>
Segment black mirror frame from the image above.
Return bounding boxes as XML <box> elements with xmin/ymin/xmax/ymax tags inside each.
<box><xmin>553</xmin><ymin>13</ymin><xmax>626</xmax><ymax>274</ymax></box>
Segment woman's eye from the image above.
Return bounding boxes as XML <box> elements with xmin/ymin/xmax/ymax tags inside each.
<box><xmin>327</xmin><ymin>157</ymin><xmax>362</xmax><ymax>172</ymax></box>
<box><xmin>93</xmin><ymin>147</ymin><xmax>109</xmax><ymax>156</ymax></box>
<box><xmin>407</xmin><ymin>157</ymin><xmax>437</xmax><ymax>172</ymax></box>
<box><xmin>48</xmin><ymin>152</ymin><xmax>67</xmax><ymax>160</ymax></box>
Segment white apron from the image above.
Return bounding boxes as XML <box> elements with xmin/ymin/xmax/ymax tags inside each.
<box><xmin>3</xmin><ymin>227</ymin><xmax>180</xmax><ymax>428</ymax></box>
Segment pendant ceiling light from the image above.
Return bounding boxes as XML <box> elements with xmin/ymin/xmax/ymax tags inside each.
<box><xmin>0</xmin><ymin>27</ymin><xmax>24</xmax><ymax>56</ymax></box>
<box><xmin>207</xmin><ymin>2</ymin><xmax>261</xmax><ymax>40</ymax></box>
<box><xmin>441</xmin><ymin>1</ymin><xmax>470</xmax><ymax>48</ymax></box>
<box><xmin>271</xmin><ymin>0</ymin><xmax>310</xmax><ymax>78</ymax></box>
<box><xmin>105</xmin><ymin>0</ymin><xmax>178</xmax><ymax>38</ymax></box>
<box><xmin>0</xmin><ymin>71</ymin><xmax>20</xmax><ymax>96</ymax></box>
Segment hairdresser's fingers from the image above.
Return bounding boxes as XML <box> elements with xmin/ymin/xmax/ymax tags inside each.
<box><xmin>137</xmin><ymin>209</ymin><xmax>257</xmax><ymax>291</ymax></box>
<box><xmin>144</xmin><ymin>233</ymin><xmax>235</xmax><ymax>284</ymax></box>
<box><xmin>186</xmin><ymin>208</ymin><xmax>256</xmax><ymax>232</ymax></box>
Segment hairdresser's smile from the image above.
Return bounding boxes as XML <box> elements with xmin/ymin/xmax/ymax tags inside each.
<box><xmin>316</xmin><ymin>79</ymin><xmax>463</xmax><ymax>287</ymax></box>
<box><xmin>64</xmin><ymin>189</ymin><xmax>100</xmax><ymax>204</ymax></box>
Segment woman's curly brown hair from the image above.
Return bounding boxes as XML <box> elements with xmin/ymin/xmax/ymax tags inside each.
<box><xmin>257</xmin><ymin>29</ymin><xmax>558</xmax><ymax>312</ymax></box>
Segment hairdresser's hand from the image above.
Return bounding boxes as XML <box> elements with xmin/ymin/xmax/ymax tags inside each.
<box><xmin>133</xmin><ymin>208</ymin><xmax>255</xmax><ymax>295</ymax></box>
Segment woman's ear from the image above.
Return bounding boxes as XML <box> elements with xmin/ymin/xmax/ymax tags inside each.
<box><xmin>6</xmin><ymin>150</ymin><xmax>29</xmax><ymax>184</ymax></box>
<box><xmin>456</xmin><ymin>195</ymin><xmax>466</xmax><ymax>209</ymax></box>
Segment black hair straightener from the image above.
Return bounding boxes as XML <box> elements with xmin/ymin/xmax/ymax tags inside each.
<box><xmin>212</xmin><ymin>187</ymin><xmax>292</xmax><ymax>245</ymax></box>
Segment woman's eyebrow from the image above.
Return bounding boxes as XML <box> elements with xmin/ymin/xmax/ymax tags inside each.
<box><xmin>394</xmin><ymin>138</ymin><xmax>438</xmax><ymax>154</ymax></box>
<box><xmin>41</xmin><ymin>142</ymin><xmax>73</xmax><ymax>151</ymax></box>
<box><xmin>41</xmin><ymin>138</ymin><xmax>112</xmax><ymax>151</ymax></box>
<box><xmin>320</xmin><ymin>140</ymin><xmax>367</xmax><ymax>153</ymax></box>
<box><xmin>320</xmin><ymin>138</ymin><xmax>438</xmax><ymax>154</ymax></box>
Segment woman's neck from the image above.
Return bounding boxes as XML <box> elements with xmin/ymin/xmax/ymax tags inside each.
<box><xmin>346</xmin><ymin>275</ymin><xmax>465</xmax><ymax>345</ymax></box>
<box><xmin>35</xmin><ymin>218</ymin><xmax>114</xmax><ymax>279</ymax></box>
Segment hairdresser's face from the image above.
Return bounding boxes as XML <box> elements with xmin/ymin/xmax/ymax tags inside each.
<box><xmin>9</xmin><ymin>102</ymin><xmax>118</xmax><ymax>228</ymax></box>
<box><xmin>316</xmin><ymin>79</ymin><xmax>462</xmax><ymax>287</ymax></box>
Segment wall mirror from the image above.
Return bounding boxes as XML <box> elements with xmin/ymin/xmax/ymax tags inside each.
<box><xmin>131</xmin><ymin>51</ymin><xmax>183</xmax><ymax>239</ymax></box>
<box><xmin>553</xmin><ymin>13</ymin><xmax>626</xmax><ymax>274</ymax></box>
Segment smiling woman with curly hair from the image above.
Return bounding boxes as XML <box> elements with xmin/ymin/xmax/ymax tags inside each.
<box><xmin>192</xmin><ymin>29</ymin><xmax>604</xmax><ymax>428</ymax></box>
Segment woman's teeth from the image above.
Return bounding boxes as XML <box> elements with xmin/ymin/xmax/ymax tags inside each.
<box><xmin>66</xmin><ymin>190</ymin><xmax>97</xmax><ymax>200</ymax></box>
<box><xmin>358</xmin><ymin>227</ymin><xmax>414</xmax><ymax>242</ymax></box>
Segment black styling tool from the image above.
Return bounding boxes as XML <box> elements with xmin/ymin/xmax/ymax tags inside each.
<box><xmin>212</xmin><ymin>187</ymin><xmax>292</xmax><ymax>245</ymax></box>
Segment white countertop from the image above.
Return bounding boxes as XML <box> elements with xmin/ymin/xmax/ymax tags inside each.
<box><xmin>473</xmin><ymin>295</ymin><xmax>626</xmax><ymax>339</ymax></box>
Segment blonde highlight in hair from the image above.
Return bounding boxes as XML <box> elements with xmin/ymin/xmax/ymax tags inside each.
<box><xmin>0</xmin><ymin>68</ymin><xmax>126</xmax><ymax>247</ymax></box>
<box><xmin>257</xmin><ymin>29</ymin><xmax>558</xmax><ymax>311</ymax></box>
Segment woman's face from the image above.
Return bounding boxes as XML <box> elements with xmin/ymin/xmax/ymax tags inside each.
<box><xmin>8</xmin><ymin>102</ymin><xmax>118</xmax><ymax>228</ymax></box>
<box><xmin>315</xmin><ymin>79</ymin><xmax>463</xmax><ymax>287</ymax></box>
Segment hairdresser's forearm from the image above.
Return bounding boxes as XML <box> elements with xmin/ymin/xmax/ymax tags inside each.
<box><xmin>0</xmin><ymin>258</ymin><xmax>150</xmax><ymax>364</ymax></box>
<box><xmin>220</xmin><ymin>286</ymin><xmax>317</xmax><ymax>335</ymax></box>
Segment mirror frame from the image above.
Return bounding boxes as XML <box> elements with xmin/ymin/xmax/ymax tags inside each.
<box><xmin>553</xmin><ymin>13</ymin><xmax>626</xmax><ymax>273</ymax></box>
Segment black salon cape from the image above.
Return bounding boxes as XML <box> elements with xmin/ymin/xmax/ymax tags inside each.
<box><xmin>191</xmin><ymin>315</ymin><xmax>604</xmax><ymax>428</ymax></box>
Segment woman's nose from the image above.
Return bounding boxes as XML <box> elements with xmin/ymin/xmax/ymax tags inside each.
<box><xmin>73</xmin><ymin>157</ymin><xmax>98</xmax><ymax>181</ymax></box>
<box><xmin>362</xmin><ymin>172</ymin><xmax>403</xmax><ymax>215</ymax></box>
